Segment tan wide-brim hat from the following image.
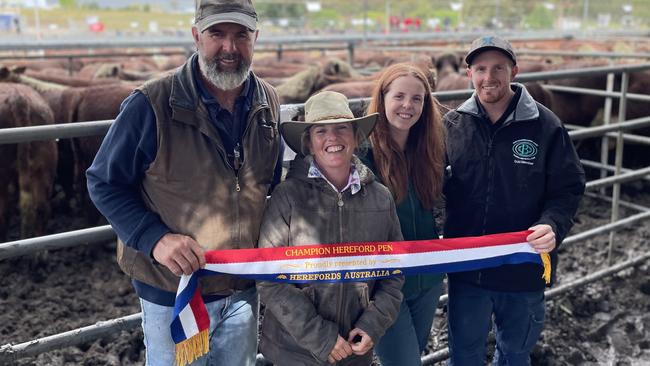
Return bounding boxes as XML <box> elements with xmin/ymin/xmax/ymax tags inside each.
<box><xmin>280</xmin><ymin>91</ymin><xmax>378</xmax><ymax>154</ymax></box>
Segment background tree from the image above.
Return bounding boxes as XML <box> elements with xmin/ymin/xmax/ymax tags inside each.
<box><xmin>525</xmin><ymin>4</ymin><xmax>555</xmax><ymax>29</ymax></box>
<box><xmin>59</xmin><ymin>0</ymin><xmax>78</xmax><ymax>9</ymax></box>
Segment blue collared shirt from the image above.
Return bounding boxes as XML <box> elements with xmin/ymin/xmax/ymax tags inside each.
<box><xmin>192</xmin><ymin>56</ymin><xmax>252</xmax><ymax>166</ymax></box>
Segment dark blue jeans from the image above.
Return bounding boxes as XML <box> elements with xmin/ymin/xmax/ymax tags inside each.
<box><xmin>447</xmin><ymin>280</ymin><xmax>545</xmax><ymax>366</ymax></box>
<box><xmin>375</xmin><ymin>283</ymin><xmax>444</xmax><ymax>366</ymax></box>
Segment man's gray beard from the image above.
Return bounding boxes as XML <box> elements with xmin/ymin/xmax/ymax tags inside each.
<box><xmin>198</xmin><ymin>52</ymin><xmax>250</xmax><ymax>91</ymax></box>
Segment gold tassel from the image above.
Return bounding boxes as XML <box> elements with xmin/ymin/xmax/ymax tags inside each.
<box><xmin>540</xmin><ymin>253</ymin><xmax>551</xmax><ymax>285</ymax></box>
<box><xmin>175</xmin><ymin>329</ymin><xmax>209</xmax><ymax>366</ymax></box>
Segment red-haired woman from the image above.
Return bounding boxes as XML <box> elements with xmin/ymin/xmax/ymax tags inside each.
<box><xmin>362</xmin><ymin>62</ymin><xmax>446</xmax><ymax>365</ymax></box>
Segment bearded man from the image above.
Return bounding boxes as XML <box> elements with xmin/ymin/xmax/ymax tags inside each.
<box><xmin>86</xmin><ymin>1</ymin><xmax>283</xmax><ymax>364</ymax></box>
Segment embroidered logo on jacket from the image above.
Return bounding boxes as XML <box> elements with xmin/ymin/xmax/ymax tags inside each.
<box><xmin>512</xmin><ymin>139</ymin><xmax>538</xmax><ymax>165</ymax></box>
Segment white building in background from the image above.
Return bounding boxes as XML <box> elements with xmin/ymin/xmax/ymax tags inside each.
<box><xmin>11</xmin><ymin>0</ymin><xmax>57</xmax><ymax>8</ymax></box>
<box><xmin>558</xmin><ymin>17</ymin><xmax>581</xmax><ymax>31</ymax></box>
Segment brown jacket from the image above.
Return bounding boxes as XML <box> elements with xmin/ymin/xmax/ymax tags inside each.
<box><xmin>117</xmin><ymin>54</ymin><xmax>281</xmax><ymax>296</ymax></box>
<box><xmin>257</xmin><ymin>155</ymin><xmax>404</xmax><ymax>366</ymax></box>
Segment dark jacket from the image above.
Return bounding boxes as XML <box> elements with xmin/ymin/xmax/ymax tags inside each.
<box><xmin>256</xmin><ymin>155</ymin><xmax>404</xmax><ymax>366</ymax></box>
<box><xmin>105</xmin><ymin>53</ymin><xmax>280</xmax><ymax>302</ymax></box>
<box><xmin>361</xmin><ymin>149</ymin><xmax>445</xmax><ymax>297</ymax></box>
<box><xmin>443</xmin><ymin>83</ymin><xmax>585</xmax><ymax>291</ymax></box>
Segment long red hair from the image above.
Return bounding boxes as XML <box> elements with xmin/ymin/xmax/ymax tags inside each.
<box><xmin>366</xmin><ymin>62</ymin><xmax>445</xmax><ymax>209</ymax></box>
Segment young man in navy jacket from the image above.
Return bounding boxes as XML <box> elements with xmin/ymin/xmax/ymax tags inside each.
<box><xmin>443</xmin><ymin>35</ymin><xmax>585</xmax><ymax>365</ymax></box>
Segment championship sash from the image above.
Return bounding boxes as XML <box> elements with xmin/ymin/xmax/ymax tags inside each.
<box><xmin>172</xmin><ymin>230</ymin><xmax>550</xmax><ymax>366</ymax></box>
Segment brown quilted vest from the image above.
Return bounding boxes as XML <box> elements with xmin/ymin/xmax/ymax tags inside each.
<box><xmin>117</xmin><ymin>56</ymin><xmax>280</xmax><ymax>295</ymax></box>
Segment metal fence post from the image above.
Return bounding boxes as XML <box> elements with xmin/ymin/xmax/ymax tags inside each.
<box><xmin>347</xmin><ymin>41</ymin><xmax>355</xmax><ymax>65</ymax></box>
<box><xmin>608</xmin><ymin>71</ymin><xmax>629</xmax><ymax>265</ymax></box>
<box><xmin>599</xmin><ymin>72</ymin><xmax>615</xmax><ymax>194</ymax></box>
<box><xmin>67</xmin><ymin>56</ymin><xmax>74</xmax><ymax>76</ymax></box>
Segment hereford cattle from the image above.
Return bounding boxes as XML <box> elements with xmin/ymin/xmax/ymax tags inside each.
<box><xmin>43</xmin><ymin>82</ymin><xmax>135</xmax><ymax>221</ymax></box>
<box><xmin>320</xmin><ymin>59</ymin><xmax>437</xmax><ymax>100</ymax></box>
<box><xmin>153</xmin><ymin>54</ymin><xmax>189</xmax><ymax>71</ymax></box>
<box><xmin>523</xmin><ymin>82</ymin><xmax>555</xmax><ymax>112</ymax></box>
<box><xmin>434</xmin><ymin>52</ymin><xmax>461</xmax><ymax>78</ymax></box>
<box><xmin>119</xmin><ymin>56</ymin><xmax>161</xmax><ymax>73</ymax></box>
<box><xmin>276</xmin><ymin>65</ymin><xmax>322</xmax><ymax>103</ymax></box>
<box><xmin>252</xmin><ymin>62</ymin><xmax>310</xmax><ymax>79</ymax></box>
<box><xmin>548</xmin><ymin>70</ymin><xmax>650</xmax><ymax>162</ymax></box>
<box><xmin>1</xmin><ymin>65</ymin><xmax>135</xmax><ymax>222</ymax></box>
<box><xmin>548</xmin><ymin>70</ymin><xmax>650</xmax><ymax>127</ymax></box>
<box><xmin>435</xmin><ymin>69</ymin><xmax>554</xmax><ymax>112</ymax></box>
<box><xmin>71</xmin><ymin>83</ymin><xmax>135</xmax><ymax>194</ymax></box>
<box><xmin>0</xmin><ymin>83</ymin><xmax>58</xmax><ymax>240</ymax></box>
<box><xmin>434</xmin><ymin>72</ymin><xmax>472</xmax><ymax>109</ymax></box>
<box><xmin>0</xmin><ymin>67</ymin><xmax>67</xmax><ymax>92</ymax></box>
<box><xmin>321</xmin><ymin>80</ymin><xmax>377</xmax><ymax>99</ymax></box>
<box><xmin>277</xmin><ymin>58</ymin><xmax>363</xmax><ymax>103</ymax></box>
<box><xmin>77</xmin><ymin>61</ymin><xmax>161</xmax><ymax>82</ymax></box>
<box><xmin>433</xmin><ymin>52</ymin><xmax>468</xmax><ymax>108</ymax></box>
<box><xmin>517</xmin><ymin>59</ymin><xmax>552</xmax><ymax>73</ymax></box>
<box><xmin>347</xmin><ymin>50</ymin><xmax>424</xmax><ymax>69</ymax></box>
<box><xmin>2</xmin><ymin>64</ymin><xmax>134</xmax><ymax>123</ymax></box>
<box><xmin>4</xmin><ymin>58</ymin><xmax>83</xmax><ymax>73</ymax></box>
<box><xmin>23</xmin><ymin>68</ymin><xmax>122</xmax><ymax>87</ymax></box>
<box><xmin>346</xmin><ymin>50</ymin><xmax>398</xmax><ymax>68</ymax></box>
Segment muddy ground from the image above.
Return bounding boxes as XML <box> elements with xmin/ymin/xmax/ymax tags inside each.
<box><xmin>1</xmin><ymin>180</ymin><xmax>649</xmax><ymax>365</ymax></box>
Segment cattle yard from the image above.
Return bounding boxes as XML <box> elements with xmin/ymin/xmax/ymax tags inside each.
<box><xmin>1</xmin><ymin>33</ymin><xmax>650</xmax><ymax>364</ymax></box>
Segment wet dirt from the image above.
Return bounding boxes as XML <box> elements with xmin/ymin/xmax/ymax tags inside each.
<box><xmin>1</xmin><ymin>183</ymin><xmax>650</xmax><ymax>365</ymax></box>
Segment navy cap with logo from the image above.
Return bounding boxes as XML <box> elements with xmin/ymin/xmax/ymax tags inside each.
<box><xmin>195</xmin><ymin>0</ymin><xmax>258</xmax><ymax>33</ymax></box>
<box><xmin>465</xmin><ymin>35</ymin><xmax>517</xmax><ymax>66</ymax></box>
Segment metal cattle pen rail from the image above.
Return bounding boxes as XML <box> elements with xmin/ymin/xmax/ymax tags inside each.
<box><xmin>365</xmin><ymin>45</ymin><xmax>650</xmax><ymax>61</ymax></box>
<box><xmin>0</xmin><ymin>43</ymin><xmax>358</xmax><ymax>72</ymax></box>
<box><xmin>2</xmin><ymin>29</ymin><xmax>648</xmax><ymax>66</ymax></box>
<box><xmin>0</xmin><ymin>30</ymin><xmax>616</xmax><ymax>52</ymax></box>
<box><xmin>1</xmin><ymin>63</ymin><xmax>650</xmax><ymax>363</ymax></box>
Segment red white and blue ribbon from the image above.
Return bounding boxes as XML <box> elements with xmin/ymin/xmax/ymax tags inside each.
<box><xmin>172</xmin><ymin>230</ymin><xmax>548</xmax><ymax>366</ymax></box>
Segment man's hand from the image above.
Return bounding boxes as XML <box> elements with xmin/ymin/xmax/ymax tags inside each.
<box><xmin>327</xmin><ymin>335</ymin><xmax>353</xmax><ymax>363</ymax></box>
<box><xmin>152</xmin><ymin>233</ymin><xmax>206</xmax><ymax>276</ymax></box>
<box><xmin>527</xmin><ymin>224</ymin><xmax>556</xmax><ymax>253</ymax></box>
<box><xmin>347</xmin><ymin>328</ymin><xmax>374</xmax><ymax>356</ymax></box>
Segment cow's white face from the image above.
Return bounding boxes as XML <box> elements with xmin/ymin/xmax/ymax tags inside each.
<box><xmin>192</xmin><ymin>22</ymin><xmax>258</xmax><ymax>91</ymax></box>
<box><xmin>467</xmin><ymin>50</ymin><xmax>518</xmax><ymax>108</ymax></box>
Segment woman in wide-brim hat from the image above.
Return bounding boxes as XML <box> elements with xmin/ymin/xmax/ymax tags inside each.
<box><xmin>256</xmin><ymin>91</ymin><xmax>405</xmax><ymax>366</ymax></box>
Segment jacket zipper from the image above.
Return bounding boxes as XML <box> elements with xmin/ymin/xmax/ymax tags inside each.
<box><xmin>481</xmin><ymin>120</ymin><xmax>509</xmax><ymax>233</ymax></box>
<box><xmin>335</xmin><ymin>190</ymin><xmax>344</xmax><ymax>360</ymax></box>
<box><xmin>479</xmin><ymin>136</ymin><xmax>495</xmax><ymax>286</ymax></box>
<box><xmin>234</xmin><ymin>102</ymin><xmax>268</xmax><ymax>179</ymax></box>
<box><xmin>479</xmin><ymin>124</ymin><xmax>506</xmax><ymax>285</ymax></box>
<box><xmin>227</xmin><ymin>103</ymin><xmax>269</xmax><ymax>248</ymax></box>
<box><xmin>482</xmin><ymin>138</ymin><xmax>494</xmax><ymax>235</ymax></box>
